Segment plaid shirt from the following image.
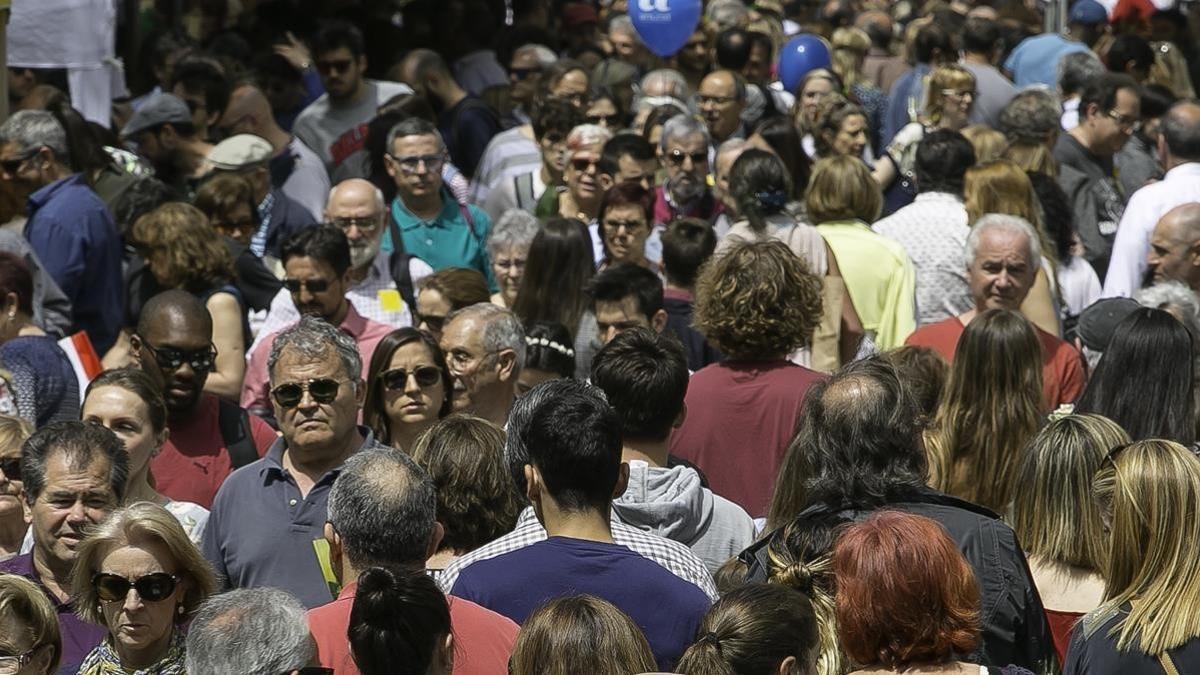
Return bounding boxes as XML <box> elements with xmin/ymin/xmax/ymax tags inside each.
<box><xmin>438</xmin><ymin>507</ymin><xmax>719</xmax><ymax>601</ymax></box>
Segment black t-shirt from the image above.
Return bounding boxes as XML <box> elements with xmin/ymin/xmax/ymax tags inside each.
<box><xmin>1064</xmin><ymin>603</ymin><xmax>1200</xmax><ymax>674</ymax></box>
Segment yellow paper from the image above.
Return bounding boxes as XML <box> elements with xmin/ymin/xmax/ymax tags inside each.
<box><xmin>378</xmin><ymin>289</ymin><xmax>404</xmax><ymax>313</ymax></box>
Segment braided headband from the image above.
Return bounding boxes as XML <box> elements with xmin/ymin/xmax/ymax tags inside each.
<box><xmin>525</xmin><ymin>336</ymin><xmax>575</xmax><ymax>357</ymax></box>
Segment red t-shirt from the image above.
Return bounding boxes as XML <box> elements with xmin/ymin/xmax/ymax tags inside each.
<box><xmin>905</xmin><ymin>316</ymin><xmax>1086</xmax><ymax>411</ymax></box>
<box><xmin>151</xmin><ymin>394</ymin><xmax>278</xmax><ymax>508</ymax></box>
<box><xmin>308</xmin><ymin>580</ymin><xmax>520</xmax><ymax>675</ymax></box>
<box><xmin>668</xmin><ymin>360</ymin><xmax>827</xmax><ymax>518</ymax></box>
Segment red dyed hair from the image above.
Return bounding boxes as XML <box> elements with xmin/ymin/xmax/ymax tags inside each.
<box><xmin>833</xmin><ymin>511</ymin><xmax>980</xmax><ymax>669</ymax></box>
<box><xmin>599</xmin><ymin>181</ymin><xmax>654</xmax><ymax>224</ymax></box>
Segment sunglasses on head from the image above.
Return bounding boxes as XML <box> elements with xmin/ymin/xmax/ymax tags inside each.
<box><xmin>0</xmin><ymin>457</ymin><xmax>20</xmax><ymax>482</ymax></box>
<box><xmin>381</xmin><ymin>366</ymin><xmax>442</xmax><ymax>391</ymax></box>
<box><xmin>138</xmin><ymin>337</ymin><xmax>217</xmax><ymax>373</ymax></box>
<box><xmin>93</xmin><ymin>572</ymin><xmax>179</xmax><ymax>603</ymax></box>
<box><xmin>271</xmin><ymin>378</ymin><xmax>346</xmax><ymax>408</ymax></box>
<box><xmin>283</xmin><ymin>278</ymin><xmax>331</xmax><ymax>294</ymax></box>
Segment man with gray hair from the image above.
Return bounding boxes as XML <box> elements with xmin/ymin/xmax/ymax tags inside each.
<box><xmin>906</xmin><ymin>214</ymin><xmax>1086</xmax><ymax>409</ymax></box>
<box><xmin>438</xmin><ymin>302</ymin><xmax>524</xmax><ymax>426</ymax></box>
<box><xmin>307</xmin><ymin>447</ymin><xmax>519</xmax><ymax>673</ymax></box>
<box><xmin>655</xmin><ymin>114</ymin><xmax>723</xmax><ymax>226</ymax></box>
<box><xmin>0</xmin><ymin>110</ymin><xmax>123</xmax><ymax>353</ymax></box>
<box><xmin>185</xmin><ymin>588</ymin><xmax>314</xmax><ymax>675</ymax></box>
<box><xmin>207</xmin><ymin>315</ymin><xmax>390</xmax><ymax>608</ymax></box>
<box><xmin>1147</xmin><ymin>203</ymin><xmax>1200</xmax><ymax>296</ymax></box>
<box><xmin>1058</xmin><ymin>51</ymin><xmax>1105</xmax><ymax>131</ymax></box>
<box><xmin>386</xmin><ymin>117</ymin><xmax>496</xmax><ymax>288</ymax></box>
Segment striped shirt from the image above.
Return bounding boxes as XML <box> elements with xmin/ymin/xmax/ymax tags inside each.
<box><xmin>468</xmin><ymin>127</ymin><xmax>542</xmax><ymax>206</ymax></box>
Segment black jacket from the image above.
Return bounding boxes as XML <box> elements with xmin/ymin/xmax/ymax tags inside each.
<box><xmin>742</xmin><ymin>488</ymin><xmax>1056</xmax><ymax>673</ymax></box>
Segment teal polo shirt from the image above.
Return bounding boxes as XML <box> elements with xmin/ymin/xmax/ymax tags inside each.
<box><xmin>390</xmin><ymin>188</ymin><xmax>497</xmax><ymax>291</ymax></box>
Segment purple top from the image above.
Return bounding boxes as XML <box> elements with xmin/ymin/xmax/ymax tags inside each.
<box><xmin>0</xmin><ymin>553</ymin><xmax>107</xmax><ymax>674</ymax></box>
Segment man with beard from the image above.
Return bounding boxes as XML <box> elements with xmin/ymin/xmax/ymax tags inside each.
<box><xmin>207</xmin><ymin>134</ymin><xmax>318</xmax><ymax>260</ymax></box>
<box><xmin>249</xmin><ymin>179</ymin><xmax>433</xmax><ymax>355</ymax></box>
<box><xmin>653</xmin><ymin>115</ymin><xmax>723</xmax><ymax>225</ymax></box>
<box><xmin>396</xmin><ymin>49</ymin><xmax>501</xmax><ymax>180</ymax></box>
<box><xmin>132</xmin><ymin>291</ymin><xmax>278</xmax><ymax>508</ymax></box>
<box><xmin>0</xmin><ymin>422</ymin><xmax>127</xmax><ymax>673</ymax></box>
<box><xmin>385</xmin><ymin>117</ymin><xmax>496</xmax><ymax>289</ymax></box>
<box><xmin>241</xmin><ymin>226</ymin><xmax>393</xmax><ymax>422</ymax></box>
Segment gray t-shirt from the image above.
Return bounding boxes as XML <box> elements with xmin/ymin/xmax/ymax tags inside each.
<box><xmin>292</xmin><ymin>79</ymin><xmax>413</xmax><ymax>181</ymax></box>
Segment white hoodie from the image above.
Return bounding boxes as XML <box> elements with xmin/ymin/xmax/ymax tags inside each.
<box><xmin>613</xmin><ymin>460</ymin><xmax>757</xmax><ymax>573</ymax></box>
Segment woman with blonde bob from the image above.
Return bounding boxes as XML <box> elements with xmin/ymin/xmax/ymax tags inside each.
<box><xmin>70</xmin><ymin>501</ymin><xmax>216</xmax><ymax>674</ymax></box>
<box><xmin>0</xmin><ymin>573</ymin><xmax>61</xmax><ymax>674</ymax></box>
<box><xmin>128</xmin><ymin>203</ymin><xmax>246</xmax><ymax>400</ymax></box>
<box><xmin>508</xmin><ymin>595</ymin><xmax>656</xmax><ymax>675</ymax></box>
<box><xmin>1064</xmin><ymin>440</ymin><xmax>1200</xmax><ymax>672</ymax></box>
<box><xmin>808</xmin><ymin>156</ymin><xmax>916</xmax><ymax>350</ymax></box>
<box><xmin>924</xmin><ymin>309</ymin><xmax>1044</xmax><ymax>513</ymax></box>
<box><xmin>963</xmin><ymin>160</ymin><xmax>1061</xmax><ymax>336</ymax></box>
<box><xmin>1010</xmin><ymin>413</ymin><xmax>1130</xmax><ymax>666</ymax></box>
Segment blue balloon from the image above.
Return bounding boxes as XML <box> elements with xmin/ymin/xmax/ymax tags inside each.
<box><xmin>630</xmin><ymin>0</ymin><xmax>702</xmax><ymax>58</ymax></box>
<box><xmin>778</xmin><ymin>34</ymin><xmax>831</xmax><ymax>93</ymax></box>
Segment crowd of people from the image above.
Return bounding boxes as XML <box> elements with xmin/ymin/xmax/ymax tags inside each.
<box><xmin>2</xmin><ymin>0</ymin><xmax>1200</xmax><ymax>673</ymax></box>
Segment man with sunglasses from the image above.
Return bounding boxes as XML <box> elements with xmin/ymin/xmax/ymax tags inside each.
<box><xmin>242</xmin><ymin>226</ymin><xmax>394</xmax><ymax>420</ymax></box>
<box><xmin>385</xmin><ymin>117</ymin><xmax>497</xmax><ymax>290</ymax></box>
<box><xmin>206</xmin><ymin>316</ymin><xmax>390</xmax><ymax>609</ymax></box>
<box><xmin>1054</xmin><ymin>73</ymin><xmax>1141</xmax><ymax>277</ymax></box>
<box><xmin>207</xmin><ymin>133</ymin><xmax>319</xmax><ymax>260</ymax></box>
<box><xmin>653</xmin><ymin>114</ymin><xmax>723</xmax><ymax>227</ymax></box>
<box><xmin>120</xmin><ymin>93</ymin><xmax>213</xmax><ymax>199</ymax></box>
<box><xmin>0</xmin><ymin>110</ymin><xmax>124</xmax><ymax>356</ymax></box>
<box><xmin>0</xmin><ymin>422</ymin><xmax>128</xmax><ymax>674</ymax></box>
<box><xmin>133</xmin><ymin>291</ymin><xmax>277</xmax><ymax>509</ymax></box>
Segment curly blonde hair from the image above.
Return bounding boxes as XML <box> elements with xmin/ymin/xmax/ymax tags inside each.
<box><xmin>694</xmin><ymin>239</ymin><xmax>823</xmax><ymax>360</ymax></box>
<box><xmin>130</xmin><ymin>202</ymin><xmax>235</xmax><ymax>293</ymax></box>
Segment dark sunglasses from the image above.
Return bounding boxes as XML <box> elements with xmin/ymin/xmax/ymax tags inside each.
<box><xmin>381</xmin><ymin>366</ymin><xmax>442</xmax><ymax>391</ymax></box>
<box><xmin>93</xmin><ymin>572</ymin><xmax>179</xmax><ymax>602</ymax></box>
<box><xmin>509</xmin><ymin>67</ymin><xmax>541</xmax><ymax>81</ymax></box>
<box><xmin>0</xmin><ymin>457</ymin><xmax>20</xmax><ymax>482</ymax></box>
<box><xmin>283</xmin><ymin>278</ymin><xmax>331</xmax><ymax>294</ymax></box>
<box><xmin>587</xmin><ymin>113</ymin><xmax>620</xmax><ymax>127</ymax></box>
<box><xmin>570</xmin><ymin>157</ymin><xmax>600</xmax><ymax>173</ymax></box>
<box><xmin>418</xmin><ymin>314</ymin><xmax>446</xmax><ymax>332</ymax></box>
<box><xmin>271</xmin><ymin>378</ymin><xmax>345</xmax><ymax>408</ymax></box>
<box><xmin>665</xmin><ymin>149</ymin><xmax>708</xmax><ymax>167</ymax></box>
<box><xmin>138</xmin><ymin>338</ymin><xmax>217</xmax><ymax>373</ymax></box>
<box><xmin>0</xmin><ymin>148</ymin><xmax>39</xmax><ymax>175</ymax></box>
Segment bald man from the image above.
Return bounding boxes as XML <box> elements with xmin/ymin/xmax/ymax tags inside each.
<box><xmin>220</xmin><ymin>84</ymin><xmax>331</xmax><ymax>218</ymax></box>
<box><xmin>248</xmin><ymin>179</ymin><xmax>434</xmax><ymax>355</ymax></box>
<box><xmin>697</xmin><ymin>70</ymin><xmax>746</xmax><ymax>143</ymax></box>
<box><xmin>1148</xmin><ymin>203</ymin><xmax>1200</xmax><ymax>293</ymax></box>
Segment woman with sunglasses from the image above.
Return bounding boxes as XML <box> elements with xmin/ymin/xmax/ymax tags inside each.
<box><xmin>70</xmin><ymin>501</ymin><xmax>216</xmax><ymax>675</ymax></box>
<box><xmin>0</xmin><ymin>415</ymin><xmax>32</xmax><ymax>562</ymax></box>
<box><xmin>81</xmin><ymin>369</ymin><xmax>209</xmax><ymax>544</ymax></box>
<box><xmin>597</xmin><ymin>181</ymin><xmax>656</xmax><ymax>272</ymax></box>
<box><xmin>0</xmin><ymin>573</ymin><xmax>61</xmax><ymax>675</ymax></box>
<box><xmin>414</xmin><ymin>268</ymin><xmax>491</xmax><ymax>344</ymax></box>
<box><xmin>0</xmin><ymin>252</ymin><xmax>80</xmax><ymax>429</ymax></box>
<box><xmin>1064</xmin><ymin>439</ymin><xmax>1200</xmax><ymax>674</ymax></box>
<box><xmin>362</xmin><ymin>328</ymin><xmax>453</xmax><ymax>453</ymax></box>
<box><xmin>552</xmin><ymin>124</ymin><xmax>613</xmax><ymax>223</ymax></box>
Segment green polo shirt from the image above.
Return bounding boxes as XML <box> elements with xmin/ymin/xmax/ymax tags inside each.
<box><xmin>390</xmin><ymin>188</ymin><xmax>496</xmax><ymax>290</ymax></box>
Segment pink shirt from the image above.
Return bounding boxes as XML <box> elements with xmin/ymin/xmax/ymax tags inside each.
<box><xmin>308</xmin><ymin>581</ymin><xmax>519</xmax><ymax>675</ymax></box>
<box><xmin>240</xmin><ymin>302</ymin><xmax>395</xmax><ymax>412</ymax></box>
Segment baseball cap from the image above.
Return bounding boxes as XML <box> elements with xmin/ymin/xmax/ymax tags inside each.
<box><xmin>1068</xmin><ymin>0</ymin><xmax>1108</xmax><ymax>26</ymax></box>
<box><xmin>1075</xmin><ymin>297</ymin><xmax>1140</xmax><ymax>352</ymax></box>
<box><xmin>207</xmin><ymin>134</ymin><xmax>274</xmax><ymax>170</ymax></box>
<box><xmin>562</xmin><ymin>2</ymin><xmax>598</xmax><ymax>27</ymax></box>
<box><xmin>121</xmin><ymin>93</ymin><xmax>192</xmax><ymax>138</ymax></box>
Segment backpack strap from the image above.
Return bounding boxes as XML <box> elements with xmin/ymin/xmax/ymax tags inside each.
<box><xmin>217</xmin><ymin>398</ymin><xmax>259</xmax><ymax>470</ymax></box>
<box><xmin>1160</xmin><ymin>652</ymin><xmax>1181</xmax><ymax>675</ymax></box>
<box><xmin>386</xmin><ymin>208</ymin><xmax>419</xmax><ymax>313</ymax></box>
<box><xmin>514</xmin><ymin>172</ymin><xmax>536</xmax><ymax>211</ymax></box>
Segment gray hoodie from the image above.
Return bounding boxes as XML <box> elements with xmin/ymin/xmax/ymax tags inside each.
<box><xmin>613</xmin><ymin>460</ymin><xmax>757</xmax><ymax>573</ymax></box>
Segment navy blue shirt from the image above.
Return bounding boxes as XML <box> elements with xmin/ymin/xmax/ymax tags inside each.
<box><xmin>201</xmin><ymin>428</ymin><xmax>387</xmax><ymax>609</ymax></box>
<box><xmin>450</xmin><ymin>536</ymin><xmax>711</xmax><ymax>671</ymax></box>
<box><xmin>23</xmin><ymin>174</ymin><xmax>123</xmax><ymax>353</ymax></box>
<box><xmin>0</xmin><ymin>553</ymin><xmax>107</xmax><ymax>675</ymax></box>
<box><xmin>1064</xmin><ymin>604</ymin><xmax>1200</xmax><ymax>675</ymax></box>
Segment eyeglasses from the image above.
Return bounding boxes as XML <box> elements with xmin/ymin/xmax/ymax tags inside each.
<box><xmin>283</xmin><ymin>278</ymin><xmax>331</xmax><ymax>294</ymax></box>
<box><xmin>381</xmin><ymin>366</ymin><xmax>442</xmax><ymax>390</ymax></box>
<box><xmin>698</xmin><ymin>94</ymin><xmax>737</xmax><ymax>106</ymax></box>
<box><xmin>93</xmin><ymin>572</ymin><xmax>179</xmax><ymax>603</ymax></box>
<box><xmin>327</xmin><ymin>216</ymin><xmax>382</xmax><ymax>234</ymax></box>
<box><xmin>665</xmin><ymin>149</ymin><xmax>708</xmax><ymax>167</ymax></box>
<box><xmin>494</xmin><ymin>258</ymin><xmax>526</xmax><ymax>271</ymax></box>
<box><xmin>447</xmin><ymin>348</ymin><xmax>501</xmax><ymax>370</ymax></box>
<box><xmin>570</xmin><ymin>157</ymin><xmax>600</xmax><ymax>173</ymax></box>
<box><xmin>587</xmin><ymin>113</ymin><xmax>620</xmax><ymax>127</ymax></box>
<box><xmin>0</xmin><ymin>457</ymin><xmax>21</xmax><ymax>482</ymax></box>
<box><xmin>271</xmin><ymin>378</ymin><xmax>348</xmax><ymax>408</ymax></box>
<box><xmin>0</xmin><ymin>148</ymin><xmax>40</xmax><ymax>176</ymax></box>
<box><xmin>418</xmin><ymin>313</ymin><xmax>446</xmax><ymax>332</ymax></box>
<box><xmin>509</xmin><ymin>67</ymin><xmax>541</xmax><ymax>81</ymax></box>
<box><xmin>1107</xmin><ymin>109</ymin><xmax>1141</xmax><ymax>131</ymax></box>
<box><xmin>387</xmin><ymin>153</ymin><xmax>445</xmax><ymax>174</ymax></box>
<box><xmin>137</xmin><ymin>337</ymin><xmax>218</xmax><ymax>373</ymax></box>
<box><xmin>0</xmin><ymin>650</ymin><xmax>35</xmax><ymax>675</ymax></box>
<box><xmin>602</xmin><ymin>218</ymin><xmax>647</xmax><ymax>233</ymax></box>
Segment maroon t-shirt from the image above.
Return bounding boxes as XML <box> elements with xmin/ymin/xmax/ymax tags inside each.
<box><xmin>668</xmin><ymin>361</ymin><xmax>826</xmax><ymax>517</ymax></box>
<box><xmin>151</xmin><ymin>394</ymin><xmax>279</xmax><ymax>508</ymax></box>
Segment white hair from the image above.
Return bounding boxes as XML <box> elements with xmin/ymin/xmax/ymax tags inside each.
<box><xmin>327</xmin><ymin>181</ymin><xmax>386</xmax><ymax>212</ymax></box>
<box><xmin>514</xmin><ymin>43</ymin><xmax>558</xmax><ymax>67</ymax></box>
<box><xmin>964</xmin><ymin>213</ymin><xmax>1041</xmax><ymax>268</ymax></box>
<box><xmin>566</xmin><ymin>123</ymin><xmax>614</xmax><ymax>151</ymax></box>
